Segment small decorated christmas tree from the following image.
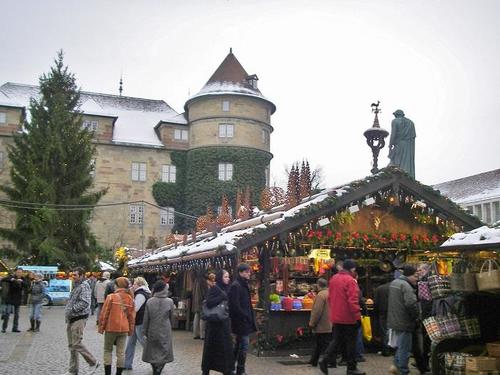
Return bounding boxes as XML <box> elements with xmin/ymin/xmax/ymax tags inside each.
<box><xmin>216</xmin><ymin>195</ymin><xmax>232</xmax><ymax>227</ymax></box>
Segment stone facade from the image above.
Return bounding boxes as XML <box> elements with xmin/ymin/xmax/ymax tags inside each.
<box><xmin>0</xmin><ymin>51</ymin><xmax>275</xmax><ymax>250</ymax></box>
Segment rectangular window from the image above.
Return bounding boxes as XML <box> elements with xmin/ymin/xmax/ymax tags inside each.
<box><xmin>0</xmin><ymin>151</ymin><xmax>4</xmax><ymax>170</ymax></box>
<box><xmin>90</xmin><ymin>159</ymin><xmax>96</xmax><ymax>178</ymax></box>
<box><xmin>493</xmin><ymin>201</ymin><xmax>500</xmax><ymax>222</ymax></box>
<box><xmin>129</xmin><ymin>204</ymin><xmax>144</xmax><ymax>224</ymax></box>
<box><xmin>0</xmin><ymin>112</ymin><xmax>6</xmax><ymax>124</ymax></box>
<box><xmin>222</xmin><ymin>100</ymin><xmax>230</xmax><ymax>112</ymax></box>
<box><xmin>82</xmin><ymin>120</ymin><xmax>98</xmax><ymax>132</ymax></box>
<box><xmin>262</xmin><ymin>129</ymin><xmax>269</xmax><ymax>144</ymax></box>
<box><xmin>474</xmin><ymin>204</ymin><xmax>482</xmax><ymax>220</ymax></box>
<box><xmin>218</xmin><ymin>124</ymin><xmax>234</xmax><ymax>138</ymax></box>
<box><xmin>484</xmin><ymin>203</ymin><xmax>492</xmax><ymax>223</ymax></box>
<box><xmin>160</xmin><ymin>207</ymin><xmax>175</xmax><ymax>226</ymax></box>
<box><xmin>466</xmin><ymin>206</ymin><xmax>473</xmax><ymax>214</ymax></box>
<box><xmin>218</xmin><ymin>163</ymin><xmax>233</xmax><ymax>181</ymax></box>
<box><xmin>265</xmin><ymin>166</ymin><xmax>270</xmax><ymax>187</ymax></box>
<box><xmin>174</xmin><ymin>129</ymin><xmax>188</xmax><ymax>141</ymax></box>
<box><xmin>217</xmin><ymin>206</ymin><xmax>233</xmax><ymax>217</ymax></box>
<box><xmin>161</xmin><ymin>165</ymin><xmax>176</xmax><ymax>183</ymax></box>
<box><xmin>131</xmin><ymin>162</ymin><xmax>147</xmax><ymax>181</ymax></box>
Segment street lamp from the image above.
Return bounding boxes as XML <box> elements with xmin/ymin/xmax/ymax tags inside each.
<box><xmin>364</xmin><ymin>101</ymin><xmax>389</xmax><ymax>174</ymax></box>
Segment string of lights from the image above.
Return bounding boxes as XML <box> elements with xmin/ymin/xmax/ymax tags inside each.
<box><xmin>0</xmin><ymin>199</ymin><xmax>199</xmax><ymax>220</ymax></box>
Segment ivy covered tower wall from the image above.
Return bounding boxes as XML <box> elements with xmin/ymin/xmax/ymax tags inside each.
<box><xmin>184</xmin><ymin>51</ymin><xmax>276</xmax><ymax>218</ymax></box>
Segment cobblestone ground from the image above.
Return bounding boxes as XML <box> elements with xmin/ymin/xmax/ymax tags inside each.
<box><xmin>0</xmin><ymin>306</ymin><xmax>414</xmax><ymax>375</ymax></box>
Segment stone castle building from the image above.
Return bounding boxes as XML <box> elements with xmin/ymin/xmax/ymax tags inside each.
<box><xmin>0</xmin><ymin>51</ymin><xmax>275</xmax><ymax>250</ymax></box>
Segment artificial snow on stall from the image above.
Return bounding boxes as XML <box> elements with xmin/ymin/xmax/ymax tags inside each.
<box><xmin>128</xmin><ymin>186</ymin><xmax>348</xmax><ymax>268</ymax></box>
<box><xmin>441</xmin><ymin>224</ymin><xmax>500</xmax><ymax>248</ymax></box>
<box><xmin>0</xmin><ymin>82</ymin><xmax>187</xmax><ymax>147</ymax></box>
<box><xmin>99</xmin><ymin>261</ymin><xmax>116</xmax><ymax>271</ymax></box>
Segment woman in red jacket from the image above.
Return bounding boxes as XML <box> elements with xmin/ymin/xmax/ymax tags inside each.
<box><xmin>99</xmin><ymin>277</ymin><xmax>135</xmax><ymax>375</ymax></box>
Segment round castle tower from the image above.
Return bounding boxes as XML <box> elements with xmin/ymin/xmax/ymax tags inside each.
<box><xmin>184</xmin><ymin>50</ymin><xmax>276</xmax><ymax>216</ymax></box>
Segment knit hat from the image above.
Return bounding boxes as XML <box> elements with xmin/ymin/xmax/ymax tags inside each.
<box><xmin>237</xmin><ymin>263</ymin><xmax>251</xmax><ymax>273</ymax></box>
<box><xmin>115</xmin><ymin>277</ymin><xmax>129</xmax><ymax>289</ymax></box>
<box><xmin>343</xmin><ymin>259</ymin><xmax>357</xmax><ymax>271</ymax></box>
<box><xmin>402</xmin><ymin>265</ymin><xmax>417</xmax><ymax>277</ymax></box>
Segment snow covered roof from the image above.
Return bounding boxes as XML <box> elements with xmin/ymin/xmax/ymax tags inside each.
<box><xmin>440</xmin><ymin>224</ymin><xmax>500</xmax><ymax>249</ymax></box>
<box><xmin>130</xmin><ymin>168</ymin><xmax>483</xmax><ymax>269</ymax></box>
<box><xmin>433</xmin><ymin>169</ymin><xmax>500</xmax><ymax>205</ymax></box>
<box><xmin>99</xmin><ymin>261</ymin><xmax>116</xmax><ymax>271</ymax></box>
<box><xmin>129</xmin><ymin>189</ymin><xmax>343</xmax><ymax>267</ymax></box>
<box><xmin>0</xmin><ymin>82</ymin><xmax>187</xmax><ymax>147</ymax></box>
<box><xmin>186</xmin><ymin>51</ymin><xmax>276</xmax><ymax>113</ymax></box>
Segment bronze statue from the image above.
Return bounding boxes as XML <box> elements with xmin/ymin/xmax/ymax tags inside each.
<box><xmin>388</xmin><ymin>109</ymin><xmax>416</xmax><ymax>178</ymax></box>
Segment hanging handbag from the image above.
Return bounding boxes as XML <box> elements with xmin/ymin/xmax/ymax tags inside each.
<box><xmin>423</xmin><ymin>300</ymin><xmax>461</xmax><ymax>342</ymax></box>
<box><xmin>201</xmin><ymin>299</ymin><xmax>229</xmax><ymax>322</ymax></box>
<box><xmin>444</xmin><ymin>352</ymin><xmax>472</xmax><ymax>375</ymax></box>
<box><xmin>418</xmin><ymin>280</ymin><xmax>433</xmax><ymax>302</ymax></box>
<box><xmin>476</xmin><ymin>259</ymin><xmax>500</xmax><ymax>292</ymax></box>
<box><xmin>450</xmin><ymin>260</ymin><xmax>477</xmax><ymax>292</ymax></box>
<box><xmin>455</xmin><ymin>299</ymin><xmax>481</xmax><ymax>339</ymax></box>
<box><xmin>428</xmin><ymin>262</ymin><xmax>451</xmax><ymax>299</ymax></box>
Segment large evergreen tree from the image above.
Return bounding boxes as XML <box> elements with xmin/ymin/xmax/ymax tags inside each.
<box><xmin>0</xmin><ymin>51</ymin><xmax>106</xmax><ymax>269</ymax></box>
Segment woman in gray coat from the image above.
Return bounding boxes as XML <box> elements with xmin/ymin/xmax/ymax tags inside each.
<box><xmin>142</xmin><ymin>280</ymin><xmax>174</xmax><ymax>375</ymax></box>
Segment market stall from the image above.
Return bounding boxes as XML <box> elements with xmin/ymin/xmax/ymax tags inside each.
<box><xmin>129</xmin><ymin>168</ymin><xmax>482</xmax><ymax>355</ymax></box>
<box><xmin>424</xmin><ymin>224</ymin><xmax>500</xmax><ymax>375</ymax></box>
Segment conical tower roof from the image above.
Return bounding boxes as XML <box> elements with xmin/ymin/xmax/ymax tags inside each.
<box><xmin>186</xmin><ymin>50</ymin><xmax>275</xmax><ymax>113</ymax></box>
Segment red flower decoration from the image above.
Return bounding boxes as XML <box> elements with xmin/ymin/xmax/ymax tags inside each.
<box><xmin>276</xmin><ymin>334</ymin><xmax>284</xmax><ymax>343</ymax></box>
<box><xmin>399</xmin><ymin>234</ymin><xmax>407</xmax><ymax>241</ymax></box>
<box><xmin>307</xmin><ymin>230</ymin><xmax>315</xmax><ymax>239</ymax></box>
<box><xmin>391</xmin><ymin>233</ymin><xmax>398</xmax><ymax>241</ymax></box>
<box><xmin>336</xmin><ymin>232</ymin><xmax>342</xmax><ymax>240</ymax></box>
<box><xmin>326</xmin><ymin>229</ymin><xmax>333</xmax><ymax>238</ymax></box>
<box><xmin>363</xmin><ymin>234</ymin><xmax>369</xmax><ymax>243</ymax></box>
<box><xmin>316</xmin><ymin>230</ymin><xmax>323</xmax><ymax>239</ymax></box>
<box><xmin>352</xmin><ymin>232</ymin><xmax>360</xmax><ymax>239</ymax></box>
<box><xmin>296</xmin><ymin>327</ymin><xmax>304</xmax><ymax>336</ymax></box>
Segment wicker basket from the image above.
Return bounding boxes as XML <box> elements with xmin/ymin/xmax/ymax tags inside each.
<box><xmin>486</xmin><ymin>341</ymin><xmax>500</xmax><ymax>358</ymax></box>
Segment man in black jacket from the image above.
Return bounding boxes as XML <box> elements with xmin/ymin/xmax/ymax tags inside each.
<box><xmin>228</xmin><ymin>263</ymin><xmax>256</xmax><ymax>375</ymax></box>
<box><xmin>2</xmin><ymin>268</ymin><xmax>28</xmax><ymax>333</ymax></box>
<box><xmin>374</xmin><ymin>281</ymin><xmax>391</xmax><ymax>356</ymax></box>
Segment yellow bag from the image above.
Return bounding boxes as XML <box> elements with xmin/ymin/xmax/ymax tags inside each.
<box><xmin>361</xmin><ymin>315</ymin><xmax>372</xmax><ymax>342</ymax></box>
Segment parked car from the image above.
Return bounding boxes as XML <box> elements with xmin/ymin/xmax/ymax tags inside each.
<box><xmin>43</xmin><ymin>279</ymin><xmax>72</xmax><ymax>306</ymax></box>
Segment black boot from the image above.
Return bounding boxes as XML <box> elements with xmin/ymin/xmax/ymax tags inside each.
<box><xmin>2</xmin><ymin>315</ymin><xmax>9</xmax><ymax>333</ymax></box>
<box><xmin>116</xmin><ymin>367</ymin><xmax>124</xmax><ymax>375</ymax></box>
<box><xmin>347</xmin><ymin>368</ymin><xmax>366</xmax><ymax>375</ymax></box>
<box><xmin>27</xmin><ymin>319</ymin><xmax>35</xmax><ymax>332</ymax></box>
<box><xmin>104</xmin><ymin>364</ymin><xmax>112</xmax><ymax>375</ymax></box>
<box><xmin>34</xmin><ymin>320</ymin><xmax>41</xmax><ymax>332</ymax></box>
<box><xmin>236</xmin><ymin>352</ymin><xmax>247</xmax><ymax>375</ymax></box>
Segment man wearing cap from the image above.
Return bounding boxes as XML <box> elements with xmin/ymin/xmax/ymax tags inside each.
<box><xmin>228</xmin><ymin>263</ymin><xmax>256</xmax><ymax>375</ymax></box>
<box><xmin>387</xmin><ymin>265</ymin><xmax>419</xmax><ymax>375</ymax></box>
<box><xmin>319</xmin><ymin>259</ymin><xmax>365</xmax><ymax>375</ymax></box>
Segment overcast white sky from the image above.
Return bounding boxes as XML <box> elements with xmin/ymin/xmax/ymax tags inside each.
<box><xmin>1</xmin><ymin>0</ymin><xmax>498</xmax><ymax>189</ymax></box>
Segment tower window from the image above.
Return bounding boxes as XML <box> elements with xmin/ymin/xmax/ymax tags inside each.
<box><xmin>0</xmin><ymin>112</ymin><xmax>6</xmax><ymax>124</ymax></box>
<box><xmin>162</xmin><ymin>165</ymin><xmax>176</xmax><ymax>183</ymax></box>
<box><xmin>219</xmin><ymin>124</ymin><xmax>234</xmax><ymax>138</ymax></box>
<box><xmin>246</xmin><ymin>74</ymin><xmax>259</xmax><ymax>89</ymax></box>
<box><xmin>174</xmin><ymin>129</ymin><xmax>188</xmax><ymax>141</ymax></box>
<box><xmin>0</xmin><ymin>151</ymin><xmax>4</xmax><ymax>170</ymax></box>
<box><xmin>90</xmin><ymin>159</ymin><xmax>96</xmax><ymax>178</ymax></box>
<box><xmin>262</xmin><ymin>129</ymin><xmax>270</xmax><ymax>144</ymax></box>
<box><xmin>222</xmin><ymin>100</ymin><xmax>230</xmax><ymax>112</ymax></box>
<box><xmin>218</xmin><ymin>163</ymin><xmax>233</xmax><ymax>181</ymax></box>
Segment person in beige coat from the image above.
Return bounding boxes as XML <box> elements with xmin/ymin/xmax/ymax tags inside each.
<box><xmin>308</xmin><ymin>278</ymin><xmax>332</xmax><ymax>367</ymax></box>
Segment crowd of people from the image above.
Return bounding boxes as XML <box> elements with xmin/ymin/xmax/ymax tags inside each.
<box><xmin>57</xmin><ymin>263</ymin><xmax>256</xmax><ymax>375</ymax></box>
<box><xmin>306</xmin><ymin>259</ymin><xmax>431</xmax><ymax>375</ymax></box>
<box><xmin>0</xmin><ymin>259</ymin><xmax>433</xmax><ymax>375</ymax></box>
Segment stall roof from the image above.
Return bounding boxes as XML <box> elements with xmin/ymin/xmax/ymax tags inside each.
<box><xmin>130</xmin><ymin>167</ymin><xmax>483</xmax><ymax>268</ymax></box>
<box><xmin>440</xmin><ymin>223</ymin><xmax>500</xmax><ymax>250</ymax></box>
